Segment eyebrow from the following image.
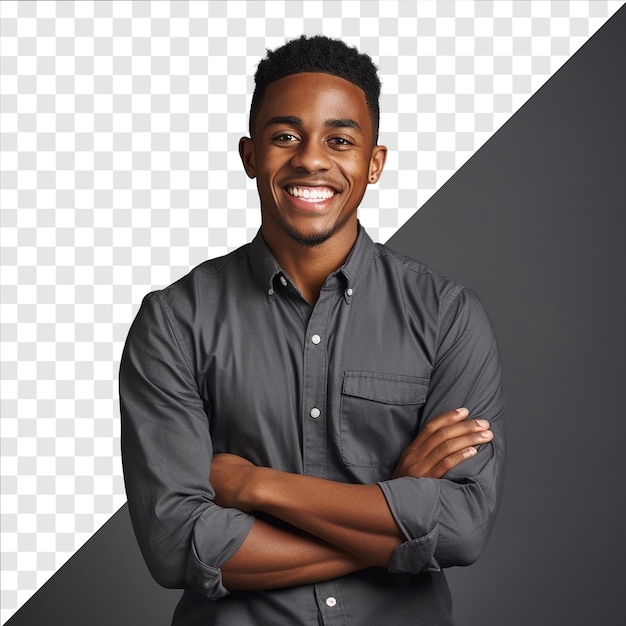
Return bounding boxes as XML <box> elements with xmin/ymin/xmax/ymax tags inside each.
<box><xmin>325</xmin><ymin>118</ymin><xmax>362</xmax><ymax>132</ymax></box>
<box><xmin>264</xmin><ymin>116</ymin><xmax>302</xmax><ymax>128</ymax></box>
<box><xmin>264</xmin><ymin>116</ymin><xmax>363</xmax><ymax>132</ymax></box>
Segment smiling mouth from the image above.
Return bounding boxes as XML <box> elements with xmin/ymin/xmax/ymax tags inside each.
<box><xmin>285</xmin><ymin>186</ymin><xmax>336</xmax><ymax>202</ymax></box>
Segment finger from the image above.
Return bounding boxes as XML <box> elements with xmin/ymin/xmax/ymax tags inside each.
<box><xmin>422</xmin><ymin>418</ymin><xmax>491</xmax><ymax>451</ymax></box>
<box><xmin>423</xmin><ymin>428</ymin><xmax>493</xmax><ymax>469</ymax></box>
<box><xmin>410</xmin><ymin>408</ymin><xmax>474</xmax><ymax>448</ymax></box>
<box><xmin>400</xmin><ymin>408</ymin><xmax>470</xmax><ymax>456</ymax></box>
<box><xmin>426</xmin><ymin>446</ymin><xmax>480</xmax><ymax>478</ymax></box>
<box><xmin>420</xmin><ymin>407</ymin><xmax>470</xmax><ymax>435</ymax></box>
<box><xmin>405</xmin><ymin>415</ymin><xmax>490</xmax><ymax>461</ymax></box>
<box><xmin>395</xmin><ymin>428</ymin><xmax>493</xmax><ymax>479</ymax></box>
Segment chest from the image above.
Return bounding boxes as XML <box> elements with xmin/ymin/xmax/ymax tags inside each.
<box><xmin>195</xmin><ymin>286</ymin><xmax>438</xmax><ymax>478</ymax></box>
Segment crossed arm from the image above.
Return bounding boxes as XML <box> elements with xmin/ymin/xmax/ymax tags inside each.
<box><xmin>211</xmin><ymin>407</ymin><xmax>493</xmax><ymax>590</ymax></box>
<box><xmin>121</xmin><ymin>287</ymin><xmax>504</xmax><ymax>598</ymax></box>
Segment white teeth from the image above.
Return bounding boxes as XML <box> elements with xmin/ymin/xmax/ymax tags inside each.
<box><xmin>287</xmin><ymin>186</ymin><xmax>335</xmax><ymax>201</ymax></box>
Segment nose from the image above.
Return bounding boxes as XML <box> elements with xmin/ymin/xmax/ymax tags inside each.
<box><xmin>289</xmin><ymin>138</ymin><xmax>332</xmax><ymax>173</ymax></box>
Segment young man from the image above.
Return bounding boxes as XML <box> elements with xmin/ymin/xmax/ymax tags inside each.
<box><xmin>120</xmin><ymin>36</ymin><xmax>505</xmax><ymax>625</ymax></box>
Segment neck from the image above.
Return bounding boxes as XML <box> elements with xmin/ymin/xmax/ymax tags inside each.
<box><xmin>262</xmin><ymin>225</ymin><xmax>358</xmax><ymax>305</ymax></box>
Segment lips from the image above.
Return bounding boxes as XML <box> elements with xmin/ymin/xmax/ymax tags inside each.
<box><xmin>285</xmin><ymin>186</ymin><xmax>337</xmax><ymax>202</ymax></box>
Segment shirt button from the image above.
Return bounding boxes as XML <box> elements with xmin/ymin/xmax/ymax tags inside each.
<box><xmin>268</xmin><ymin>288</ymin><xmax>274</xmax><ymax>296</ymax></box>
<box><xmin>311</xmin><ymin>334</ymin><xmax>321</xmax><ymax>344</ymax></box>
<box><xmin>279</xmin><ymin>275</ymin><xmax>287</xmax><ymax>287</ymax></box>
<box><xmin>310</xmin><ymin>407</ymin><xmax>321</xmax><ymax>419</ymax></box>
<box><xmin>346</xmin><ymin>288</ymin><xmax>353</xmax><ymax>296</ymax></box>
<box><xmin>326</xmin><ymin>597</ymin><xmax>337</xmax><ymax>607</ymax></box>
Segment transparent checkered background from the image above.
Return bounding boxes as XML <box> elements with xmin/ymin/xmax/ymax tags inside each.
<box><xmin>1</xmin><ymin>0</ymin><xmax>622</xmax><ymax>621</ymax></box>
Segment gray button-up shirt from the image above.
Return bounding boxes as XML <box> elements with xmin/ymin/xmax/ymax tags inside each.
<box><xmin>120</xmin><ymin>226</ymin><xmax>505</xmax><ymax>625</ymax></box>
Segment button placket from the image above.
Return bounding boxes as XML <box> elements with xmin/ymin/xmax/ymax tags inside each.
<box><xmin>315</xmin><ymin>581</ymin><xmax>344</xmax><ymax>624</ymax></box>
<box><xmin>301</xmin><ymin>289</ymin><xmax>334</xmax><ymax>478</ymax></box>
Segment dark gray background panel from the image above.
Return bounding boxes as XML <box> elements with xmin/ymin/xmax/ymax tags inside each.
<box><xmin>388</xmin><ymin>7</ymin><xmax>626</xmax><ymax>624</ymax></box>
<box><xmin>6</xmin><ymin>7</ymin><xmax>625</xmax><ymax>626</ymax></box>
<box><xmin>4</xmin><ymin>506</ymin><xmax>181</xmax><ymax>626</ymax></box>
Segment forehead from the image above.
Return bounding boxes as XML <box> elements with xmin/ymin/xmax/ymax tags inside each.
<box><xmin>255</xmin><ymin>72</ymin><xmax>373</xmax><ymax>134</ymax></box>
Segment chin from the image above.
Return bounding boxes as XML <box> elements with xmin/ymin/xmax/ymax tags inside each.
<box><xmin>287</xmin><ymin>222</ymin><xmax>336</xmax><ymax>248</ymax></box>
<box><xmin>285</xmin><ymin>225</ymin><xmax>336</xmax><ymax>247</ymax></box>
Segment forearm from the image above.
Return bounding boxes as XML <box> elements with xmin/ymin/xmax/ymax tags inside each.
<box><xmin>220</xmin><ymin>517</ymin><xmax>367</xmax><ymax>590</ymax></box>
<box><xmin>211</xmin><ymin>403</ymin><xmax>500</xmax><ymax>577</ymax></box>
<box><xmin>240</xmin><ymin>469</ymin><xmax>404</xmax><ymax>567</ymax></box>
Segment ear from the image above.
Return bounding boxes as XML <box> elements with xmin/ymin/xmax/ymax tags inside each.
<box><xmin>367</xmin><ymin>144</ymin><xmax>387</xmax><ymax>184</ymax></box>
<box><xmin>239</xmin><ymin>137</ymin><xmax>256</xmax><ymax>179</ymax></box>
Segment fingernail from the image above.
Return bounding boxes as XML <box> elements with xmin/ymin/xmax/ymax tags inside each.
<box><xmin>476</xmin><ymin>419</ymin><xmax>490</xmax><ymax>428</ymax></box>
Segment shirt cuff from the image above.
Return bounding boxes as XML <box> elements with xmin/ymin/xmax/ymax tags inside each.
<box><xmin>378</xmin><ymin>477</ymin><xmax>442</xmax><ymax>574</ymax></box>
<box><xmin>185</xmin><ymin>505</ymin><xmax>255</xmax><ymax>599</ymax></box>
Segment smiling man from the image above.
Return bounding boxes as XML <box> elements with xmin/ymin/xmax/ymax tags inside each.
<box><xmin>120</xmin><ymin>36</ymin><xmax>505</xmax><ymax>625</ymax></box>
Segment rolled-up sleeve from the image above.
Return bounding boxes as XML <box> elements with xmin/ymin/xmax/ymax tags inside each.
<box><xmin>379</xmin><ymin>286</ymin><xmax>505</xmax><ymax>574</ymax></box>
<box><xmin>120</xmin><ymin>291</ymin><xmax>255</xmax><ymax>599</ymax></box>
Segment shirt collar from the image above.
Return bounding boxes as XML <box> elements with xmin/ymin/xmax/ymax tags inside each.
<box><xmin>338</xmin><ymin>223</ymin><xmax>376</xmax><ymax>291</ymax></box>
<box><xmin>248</xmin><ymin>223</ymin><xmax>376</xmax><ymax>300</ymax></box>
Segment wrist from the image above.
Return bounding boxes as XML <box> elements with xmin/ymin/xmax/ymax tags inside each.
<box><xmin>240</xmin><ymin>465</ymin><xmax>275</xmax><ymax>512</ymax></box>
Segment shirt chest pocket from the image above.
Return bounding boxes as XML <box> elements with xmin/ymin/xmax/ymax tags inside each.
<box><xmin>340</xmin><ymin>371</ymin><xmax>429</xmax><ymax>468</ymax></box>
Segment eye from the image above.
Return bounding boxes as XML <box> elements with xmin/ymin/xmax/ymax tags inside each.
<box><xmin>328</xmin><ymin>136</ymin><xmax>353</xmax><ymax>148</ymax></box>
<box><xmin>273</xmin><ymin>133</ymin><xmax>299</xmax><ymax>144</ymax></box>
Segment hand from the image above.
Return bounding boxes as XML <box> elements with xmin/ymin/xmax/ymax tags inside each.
<box><xmin>210</xmin><ymin>453</ymin><xmax>257</xmax><ymax>511</ymax></box>
<box><xmin>392</xmin><ymin>408</ymin><xmax>493</xmax><ymax>479</ymax></box>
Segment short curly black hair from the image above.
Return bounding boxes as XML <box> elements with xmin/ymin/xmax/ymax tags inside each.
<box><xmin>250</xmin><ymin>35</ymin><xmax>381</xmax><ymax>142</ymax></box>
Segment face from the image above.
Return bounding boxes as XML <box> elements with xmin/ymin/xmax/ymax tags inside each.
<box><xmin>240</xmin><ymin>72</ymin><xmax>386</xmax><ymax>250</ymax></box>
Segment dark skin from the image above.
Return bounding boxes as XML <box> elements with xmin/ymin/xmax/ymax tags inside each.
<box><xmin>212</xmin><ymin>72</ymin><xmax>494</xmax><ymax>589</ymax></box>
<box><xmin>239</xmin><ymin>72</ymin><xmax>386</xmax><ymax>304</ymax></box>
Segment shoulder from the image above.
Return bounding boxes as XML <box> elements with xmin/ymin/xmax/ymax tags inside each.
<box><xmin>169</xmin><ymin>242</ymin><xmax>250</xmax><ymax>291</ymax></box>
<box><xmin>371</xmin><ymin>242</ymin><xmax>470</xmax><ymax>310</ymax></box>
<box><xmin>369</xmin><ymin>242</ymin><xmax>496</xmax><ymax>340</ymax></box>
<box><xmin>157</xmin><ymin>241</ymin><xmax>251</xmax><ymax>298</ymax></box>
<box><xmin>134</xmin><ymin>242</ymin><xmax>253</xmax><ymax>326</ymax></box>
